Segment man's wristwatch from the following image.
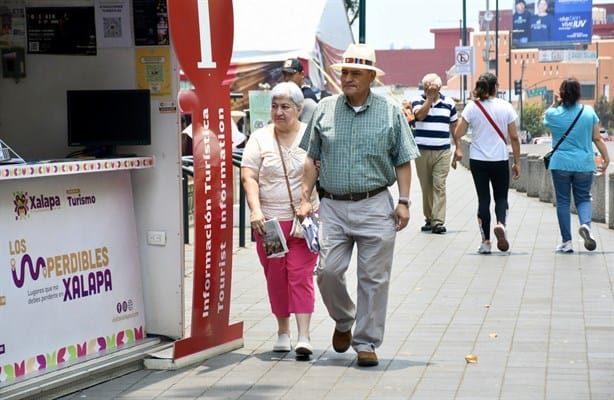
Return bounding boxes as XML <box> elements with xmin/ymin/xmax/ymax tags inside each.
<box><xmin>398</xmin><ymin>197</ymin><xmax>411</xmax><ymax>206</ymax></box>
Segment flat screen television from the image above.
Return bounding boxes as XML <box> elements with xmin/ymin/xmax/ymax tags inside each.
<box><xmin>67</xmin><ymin>89</ymin><xmax>151</xmax><ymax>157</ymax></box>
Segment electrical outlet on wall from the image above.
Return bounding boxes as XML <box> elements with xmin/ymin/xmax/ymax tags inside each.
<box><xmin>147</xmin><ymin>230</ymin><xmax>166</xmax><ymax>246</ymax></box>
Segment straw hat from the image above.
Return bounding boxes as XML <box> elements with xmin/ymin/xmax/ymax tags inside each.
<box><xmin>331</xmin><ymin>43</ymin><xmax>385</xmax><ymax>76</ymax></box>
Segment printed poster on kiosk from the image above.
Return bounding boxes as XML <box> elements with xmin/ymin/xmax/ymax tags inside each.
<box><xmin>0</xmin><ymin>171</ymin><xmax>146</xmax><ymax>383</ymax></box>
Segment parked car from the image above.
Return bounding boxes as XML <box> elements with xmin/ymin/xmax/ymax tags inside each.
<box><xmin>532</xmin><ymin>136</ymin><xmax>552</xmax><ymax>145</ymax></box>
<box><xmin>599</xmin><ymin>127</ymin><xmax>610</xmax><ymax>141</ymax></box>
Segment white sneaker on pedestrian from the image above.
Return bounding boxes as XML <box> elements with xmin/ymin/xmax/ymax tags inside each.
<box><xmin>493</xmin><ymin>223</ymin><xmax>509</xmax><ymax>252</ymax></box>
<box><xmin>478</xmin><ymin>241</ymin><xmax>492</xmax><ymax>254</ymax></box>
<box><xmin>578</xmin><ymin>224</ymin><xmax>596</xmax><ymax>251</ymax></box>
<box><xmin>556</xmin><ymin>241</ymin><xmax>573</xmax><ymax>253</ymax></box>
<box><xmin>273</xmin><ymin>333</ymin><xmax>291</xmax><ymax>352</ymax></box>
<box><xmin>294</xmin><ymin>336</ymin><xmax>313</xmax><ymax>356</ymax></box>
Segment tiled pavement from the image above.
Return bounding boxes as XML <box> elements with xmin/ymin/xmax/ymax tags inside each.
<box><xmin>60</xmin><ymin>164</ymin><xmax>614</xmax><ymax>400</ymax></box>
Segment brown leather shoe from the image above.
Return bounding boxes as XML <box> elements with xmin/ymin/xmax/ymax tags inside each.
<box><xmin>357</xmin><ymin>351</ymin><xmax>378</xmax><ymax>367</ymax></box>
<box><xmin>332</xmin><ymin>328</ymin><xmax>352</xmax><ymax>353</ymax></box>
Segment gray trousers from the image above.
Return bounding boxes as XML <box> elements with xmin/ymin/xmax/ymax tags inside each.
<box><xmin>316</xmin><ymin>190</ymin><xmax>396</xmax><ymax>353</ymax></box>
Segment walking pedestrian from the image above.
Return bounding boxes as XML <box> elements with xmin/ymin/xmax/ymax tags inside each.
<box><xmin>296</xmin><ymin>43</ymin><xmax>420</xmax><ymax>367</ymax></box>
<box><xmin>453</xmin><ymin>72</ymin><xmax>521</xmax><ymax>254</ymax></box>
<box><xmin>241</xmin><ymin>82</ymin><xmax>320</xmax><ymax>356</ymax></box>
<box><xmin>411</xmin><ymin>73</ymin><xmax>458</xmax><ymax>234</ymax></box>
<box><xmin>543</xmin><ymin>77</ymin><xmax>610</xmax><ymax>252</ymax></box>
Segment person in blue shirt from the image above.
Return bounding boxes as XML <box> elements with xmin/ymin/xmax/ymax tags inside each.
<box><xmin>530</xmin><ymin>0</ymin><xmax>554</xmax><ymax>43</ymax></box>
<box><xmin>513</xmin><ymin>0</ymin><xmax>532</xmax><ymax>46</ymax></box>
<box><xmin>543</xmin><ymin>77</ymin><xmax>610</xmax><ymax>253</ymax></box>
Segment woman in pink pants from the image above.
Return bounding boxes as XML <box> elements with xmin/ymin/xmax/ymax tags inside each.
<box><xmin>241</xmin><ymin>82</ymin><xmax>319</xmax><ymax>356</ymax></box>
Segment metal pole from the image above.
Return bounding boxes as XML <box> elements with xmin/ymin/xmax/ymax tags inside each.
<box><xmin>182</xmin><ymin>173</ymin><xmax>189</xmax><ymax>244</ymax></box>
<box><xmin>596</xmin><ymin>41</ymin><xmax>599</xmax><ymax>103</ymax></box>
<box><xmin>239</xmin><ymin>182</ymin><xmax>246</xmax><ymax>247</ymax></box>
<box><xmin>518</xmin><ymin>59</ymin><xmax>524</xmax><ymax>132</ymax></box>
<box><xmin>463</xmin><ymin>0</ymin><xmax>467</xmax><ymax>105</ymax></box>
<box><xmin>485</xmin><ymin>0</ymin><xmax>491</xmax><ymax>67</ymax></box>
<box><xmin>508</xmin><ymin>31</ymin><xmax>512</xmax><ymax>102</ymax></box>
<box><xmin>359</xmin><ymin>0</ymin><xmax>366</xmax><ymax>44</ymax></box>
<box><xmin>495</xmin><ymin>0</ymin><xmax>499</xmax><ymax>77</ymax></box>
<box><xmin>459</xmin><ymin>18</ymin><xmax>463</xmax><ymax>103</ymax></box>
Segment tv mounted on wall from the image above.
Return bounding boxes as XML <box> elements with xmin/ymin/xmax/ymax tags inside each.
<box><xmin>67</xmin><ymin>89</ymin><xmax>151</xmax><ymax>157</ymax></box>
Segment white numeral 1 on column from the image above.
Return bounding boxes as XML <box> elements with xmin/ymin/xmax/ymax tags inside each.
<box><xmin>197</xmin><ymin>0</ymin><xmax>216</xmax><ymax>68</ymax></box>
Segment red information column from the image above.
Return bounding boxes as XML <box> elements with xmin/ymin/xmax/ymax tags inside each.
<box><xmin>168</xmin><ymin>0</ymin><xmax>243</xmax><ymax>360</ymax></box>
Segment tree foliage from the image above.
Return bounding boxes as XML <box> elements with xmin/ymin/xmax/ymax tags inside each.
<box><xmin>524</xmin><ymin>97</ymin><xmax>614</xmax><ymax>138</ymax></box>
<box><xmin>594</xmin><ymin>96</ymin><xmax>614</xmax><ymax>130</ymax></box>
<box><xmin>522</xmin><ymin>102</ymin><xmax>547</xmax><ymax>137</ymax></box>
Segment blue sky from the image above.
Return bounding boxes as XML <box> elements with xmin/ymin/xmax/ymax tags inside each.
<box><xmin>365</xmin><ymin>0</ymin><xmax>610</xmax><ymax>50</ymax></box>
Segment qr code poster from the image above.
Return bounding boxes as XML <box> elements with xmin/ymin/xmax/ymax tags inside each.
<box><xmin>103</xmin><ymin>17</ymin><xmax>122</xmax><ymax>38</ymax></box>
<box><xmin>94</xmin><ymin>0</ymin><xmax>132</xmax><ymax>48</ymax></box>
<box><xmin>135</xmin><ymin>47</ymin><xmax>171</xmax><ymax>97</ymax></box>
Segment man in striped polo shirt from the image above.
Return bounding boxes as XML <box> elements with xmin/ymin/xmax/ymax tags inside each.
<box><xmin>411</xmin><ymin>73</ymin><xmax>458</xmax><ymax>234</ymax></box>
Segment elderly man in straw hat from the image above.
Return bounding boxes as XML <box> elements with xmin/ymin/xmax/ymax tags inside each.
<box><xmin>297</xmin><ymin>43</ymin><xmax>419</xmax><ymax>367</ymax></box>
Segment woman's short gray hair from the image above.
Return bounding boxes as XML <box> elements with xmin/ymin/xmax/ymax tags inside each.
<box><xmin>270</xmin><ymin>81</ymin><xmax>304</xmax><ymax>110</ymax></box>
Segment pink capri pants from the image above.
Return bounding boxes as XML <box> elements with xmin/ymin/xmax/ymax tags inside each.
<box><xmin>255</xmin><ymin>219</ymin><xmax>318</xmax><ymax>317</ymax></box>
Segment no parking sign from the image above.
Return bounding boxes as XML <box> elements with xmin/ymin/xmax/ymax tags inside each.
<box><xmin>454</xmin><ymin>46</ymin><xmax>474</xmax><ymax>75</ymax></box>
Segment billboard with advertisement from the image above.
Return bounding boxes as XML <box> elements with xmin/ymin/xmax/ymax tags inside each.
<box><xmin>512</xmin><ymin>0</ymin><xmax>592</xmax><ymax>49</ymax></box>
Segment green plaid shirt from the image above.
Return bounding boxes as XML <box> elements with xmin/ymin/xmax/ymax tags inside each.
<box><xmin>299</xmin><ymin>91</ymin><xmax>420</xmax><ymax>194</ymax></box>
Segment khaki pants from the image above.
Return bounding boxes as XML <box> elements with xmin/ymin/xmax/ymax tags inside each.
<box><xmin>415</xmin><ymin>148</ymin><xmax>451</xmax><ymax>226</ymax></box>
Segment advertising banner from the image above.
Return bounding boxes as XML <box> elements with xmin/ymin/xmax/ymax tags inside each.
<box><xmin>512</xmin><ymin>0</ymin><xmax>592</xmax><ymax>49</ymax></box>
<box><xmin>0</xmin><ymin>171</ymin><xmax>146</xmax><ymax>382</ymax></box>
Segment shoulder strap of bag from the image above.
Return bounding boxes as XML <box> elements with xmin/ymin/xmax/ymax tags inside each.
<box><xmin>550</xmin><ymin>105</ymin><xmax>584</xmax><ymax>154</ymax></box>
<box><xmin>274</xmin><ymin>130</ymin><xmax>296</xmax><ymax>216</ymax></box>
<box><xmin>474</xmin><ymin>100</ymin><xmax>507</xmax><ymax>144</ymax></box>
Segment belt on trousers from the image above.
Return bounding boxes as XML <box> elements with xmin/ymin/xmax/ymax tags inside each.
<box><xmin>320</xmin><ymin>186</ymin><xmax>387</xmax><ymax>201</ymax></box>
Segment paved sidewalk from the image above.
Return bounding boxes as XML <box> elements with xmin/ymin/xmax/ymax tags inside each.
<box><xmin>61</xmin><ymin>165</ymin><xmax>614</xmax><ymax>400</ymax></box>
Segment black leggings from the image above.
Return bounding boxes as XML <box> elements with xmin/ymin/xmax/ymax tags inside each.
<box><xmin>469</xmin><ymin>159</ymin><xmax>510</xmax><ymax>241</ymax></box>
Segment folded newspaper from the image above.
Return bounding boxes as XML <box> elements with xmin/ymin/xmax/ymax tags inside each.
<box><xmin>301</xmin><ymin>216</ymin><xmax>320</xmax><ymax>253</ymax></box>
<box><xmin>262</xmin><ymin>218</ymin><xmax>288</xmax><ymax>258</ymax></box>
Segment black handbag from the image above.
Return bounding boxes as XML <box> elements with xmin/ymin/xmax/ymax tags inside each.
<box><xmin>543</xmin><ymin>150</ymin><xmax>553</xmax><ymax>169</ymax></box>
<box><xmin>544</xmin><ymin>105</ymin><xmax>584</xmax><ymax>169</ymax></box>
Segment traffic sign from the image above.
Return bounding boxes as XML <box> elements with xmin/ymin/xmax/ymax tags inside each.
<box><xmin>527</xmin><ymin>86</ymin><xmax>547</xmax><ymax>98</ymax></box>
<box><xmin>454</xmin><ymin>46</ymin><xmax>474</xmax><ymax>75</ymax></box>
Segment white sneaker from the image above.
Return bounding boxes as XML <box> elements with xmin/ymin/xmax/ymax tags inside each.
<box><xmin>294</xmin><ymin>336</ymin><xmax>313</xmax><ymax>356</ymax></box>
<box><xmin>578</xmin><ymin>224</ymin><xmax>596</xmax><ymax>251</ymax></box>
<box><xmin>273</xmin><ymin>333</ymin><xmax>291</xmax><ymax>352</ymax></box>
<box><xmin>493</xmin><ymin>223</ymin><xmax>509</xmax><ymax>252</ymax></box>
<box><xmin>556</xmin><ymin>241</ymin><xmax>573</xmax><ymax>253</ymax></box>
<box><xmin>478</xmin><ymin>241</ymin><xmax>492</xmax><ymax>254</ymax></box>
